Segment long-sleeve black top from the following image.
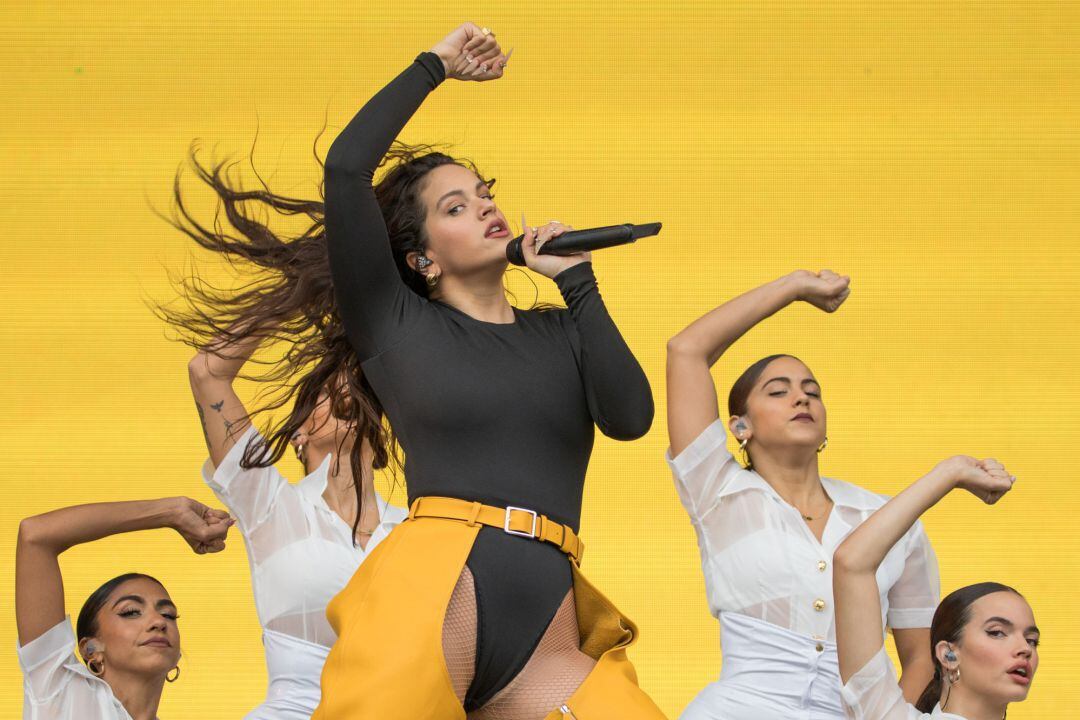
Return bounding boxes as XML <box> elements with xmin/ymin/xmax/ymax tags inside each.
<box><xmin>324</xmin><ymin>51</ymin><xmax>653</xmax><ymax>706</ymax></box>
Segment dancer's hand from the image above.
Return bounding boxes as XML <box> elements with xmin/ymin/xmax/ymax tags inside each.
<box><xmin>431</xmin><ymin>23</ymin><xmax>510</xmax><ymax>81</ymax></box>
<box><xmin>936</xmin><ymin>455</ymin><xmax>1016</xmax><ymax>505</ymax></box>
<box><xmin>522</xmin><ymin>220</ymin><xmax>590</xmax><ymax>279</ymax></box>
<box><xmin>169</xmin><ymin>497</ymin><xmax>234</xmax><ymax>554</ymax></box>
<box><xmin>792</xmin><ymin>269</ymin><xmax>851</xmax><ymax>313</ymax></box>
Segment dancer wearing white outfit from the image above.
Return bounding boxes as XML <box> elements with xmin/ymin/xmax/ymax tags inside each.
<box><xmin>189</xmin><ymin>332</ymin><xmax>407</xmax><ymax>719</ymax></box>
<box><xmin>666</xmin><ymin>270</ymin><xmax>939</xmax><ymax>719</ymax></box>
<box><xmin>834</xmin><ymin>456</ymin><xmax>1037</xmax><ymax>720</ymax></box>
<box><xmin>15</xmin><ymin>497</ymin><xmax>232</xmax><ymax>719</ymax></box>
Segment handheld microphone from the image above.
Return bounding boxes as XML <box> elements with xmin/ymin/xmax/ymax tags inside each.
<box><xmin>505</xmin><ymin>222</ymin><xmax>662</xmax><ymax>266</ymax></box>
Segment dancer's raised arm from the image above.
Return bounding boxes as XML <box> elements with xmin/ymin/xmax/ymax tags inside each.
<box><xmin>666</xmin><ymin>269</ymin><xmax>850</xmax><ymax>455</ymax></box>
<box><xmin>187</xmin><ymin>328</ymin><xmax>261</xmax><ymax>466</ymax></box>
<box><xmin>833</xmin><ymin>458</ymin><xmax>1016</xmax><ymax>719</ymax></box>
<box><xmin>16</xmin><ymin>498</ymin><xmax>231</xmax><ymax>645</ymax></box>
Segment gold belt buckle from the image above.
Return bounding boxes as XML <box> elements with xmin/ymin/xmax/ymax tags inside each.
<box><xmin>503</xmin><ymin>506</ymin><xmax>538</xmax><ymax>539</ymax></box>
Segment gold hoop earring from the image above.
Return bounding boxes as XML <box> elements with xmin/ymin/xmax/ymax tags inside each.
<box><xmin>817</xmin><ymin>437</ymin><xmax>829</xmax><ymax>453</ymax></box>
<box><xmin>166</xmin><ymin>665</ymin><xmax>180</xmax><ymax>683</ymax></box>
<box><xmin>941</xmin><ymin>665</ymin><xmax>960</xmax><ymax>711</ymax></box>
<box><xmin>738</xmin><ymin>437</ymin><xmax>751</xmax><ymax>468</ymax></box>
<box><xmin>87</xmin><ymin>657</ymin><xmax>104</xmax><ymax>677</ymax></box>
<box><xmin>425</xmin><ymin>272</ymin><xmax>440</xmax><ymax>288</ymax></box>
<box><xmin>294</xmin><ymin>443</ymin><xmax>306</xmax><ymax>465</ymax></box>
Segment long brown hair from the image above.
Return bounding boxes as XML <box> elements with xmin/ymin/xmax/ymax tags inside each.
<box><xmin>157</xmin><ymin>142</ymin><xmax>396</xmax><ymax>542</ymax></box>
<box><xmin>158</xmin><ymin>140</ymin><xmax>502</xmax><ymax>541</ymax></box>
<box><xmin>915</xmin><ymin>581</ymin><xmax>1024</xmax><ymax>712</ymax></box>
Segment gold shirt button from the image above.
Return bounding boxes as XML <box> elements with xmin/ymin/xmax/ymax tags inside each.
<box><xmin>813</xmin><ymin>599</ymin><xmax>827</xmax><ymax>612</ymax></box>
<box><xmin>815</xmin><ymin>643</ymin><xmax>825</xmax><ymax>652</ymax></box>
<box><xmin>817</xmin><ymin>560</ymin><xmax>827</xmax><ymax>572</ymax></box>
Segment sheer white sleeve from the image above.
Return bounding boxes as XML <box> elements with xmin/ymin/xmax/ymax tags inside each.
<box><xmin>841</xmin><ymin>646</ymin><xmax>928</xmax><ymax>720</ymax></box>
<box><xmin>18</xmin><ymin>617</ymin><xmax>127</xmax><ymax>719</ymax></box>
<box><xmin>666</xmin><ymin>419</ymin><xmax>742</xmax><ymax>522</ymax></box>
<box><xmin>201</xmin><ymin>424</ymin><xmax>288</xmax><ymax>535</ymax></box>
<box><xmin>886</xmin><ymin>520</ymin><xmax>940</xmax><ymax>629</ymax></box>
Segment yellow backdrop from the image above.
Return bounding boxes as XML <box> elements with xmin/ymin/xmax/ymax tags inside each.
<box><xmin>2</xmin><ymin>2</ymin><xmax>1077</xmax><ymax>717</ymax></box>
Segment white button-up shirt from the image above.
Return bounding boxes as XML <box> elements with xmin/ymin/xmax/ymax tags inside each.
<box><xmin>18</xmin><ymin>618</ymin><xmax>135</xmax><ymax>720</ymax></box>
<box><xmin>668</xmin><ymin>419</ymin><xmax>940</xmax><ymax>719</ymax></box>
<box><xmin>203</xmin><ymin>425</ymin><xmax>407</xmax><ymax>719</ymax></box>
<box><xmin>842</xmin><ymin>647</ymin><xmax>965</xmax><ymax>719</ymax></box>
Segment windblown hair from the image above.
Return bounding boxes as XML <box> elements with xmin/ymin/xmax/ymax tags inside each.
<box><xmin>915</xmin><ymin>581</ymin><xmax>1024</xmax><ymax>713</ymax></box>
<box><xmin>157</xmin><ymin>140</ymin><xmax>492</xmax><ymax>541</ymax></box>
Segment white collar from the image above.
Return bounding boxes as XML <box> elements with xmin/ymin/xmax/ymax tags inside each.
<box><xmin>296</xmin><ymin>453</ymin><xmax>398</xmax><ymax>525</ymax></box>
<box><xmin>718</xmin><ymin>467</ymin><xmax>884</xmax><ymax>512</ymax></box>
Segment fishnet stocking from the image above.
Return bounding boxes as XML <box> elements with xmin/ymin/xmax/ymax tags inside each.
<box><xmin>442</xmin><ymin>565</ymin><xmax>478</xmax><ymax>702</ymax></box>
<box><xmin>468</xmin><ymin>589</ymin><xmax>595</xmax><ymax>720</ymax></box>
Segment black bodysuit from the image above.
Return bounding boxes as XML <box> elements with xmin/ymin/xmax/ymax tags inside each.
<box><xmin>324</xmin><ymin>52</ymin><xmax>654</xmax><ymax>709</ymax></box>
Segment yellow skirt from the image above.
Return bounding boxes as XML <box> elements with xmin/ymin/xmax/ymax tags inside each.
<box><xmin>313</xmin><ymin>514</ymin><xmax>667</xmax><ymax>719</ymax></box>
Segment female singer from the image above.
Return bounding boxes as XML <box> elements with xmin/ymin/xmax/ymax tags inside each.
<box><xmin>160</xmin><ymin>19</ymin><xmax>660</xmax><ymax>720</ymax></box>
<box><xmin>16</xmin><ymin>497</ymin><xmax>231</xmax><ymax>719</ymax></box>
<box><xmin>310</xmin><ymin>22</ymin><xmax>662</xmax><ymax>720</ymax></box>
<box><xmin>666</xmin><ymin>270</ymin><xmax>938</xmax><ymax>719</ymax></box>
<box><xmin>834</xmin><ymin>456</ymin><xmax>1036</xmax><ymax>719</ymax></box>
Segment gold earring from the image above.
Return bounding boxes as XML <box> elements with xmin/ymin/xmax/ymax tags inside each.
<box><xmin>425</xmin><ymin>272</ymin><xmax>440</xmax><ymax>288</ymax></box>
<box><xmin>817</xmin><ymin>437</ymin><xmax>829</xmax><ymax>453</ymax></box>
<box><xmin>166</xmin><ymin>665</ymin><xmax>180</xmax><ymax>683</ymax></box>
<box><xmin>294</xmin><ymin>443</ymin><xmax>305</xmax><ymax>464</ymax></box>
<box><xmin>738</xmin><ymin>437</ymin><xmax>751</xmax><ymax>468</ymax></box>
<box><xmin>87</xmin><ymin>657</ymin><xmax>105</xmax><ymax>677</ymax></box>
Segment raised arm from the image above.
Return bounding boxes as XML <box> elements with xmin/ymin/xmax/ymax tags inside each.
<box><xmin>666</xmin><ymin>270</ymin><xmax>850</xmax><ymax>456</ymax></box>
<box><xmin>833</xmin><ymin>457</ymin><xmax>1015</xmax><ymax>684</ymax></box>
<box><xmin>16</xmin><ymin>498</ymin><xmax>232</xmax><ymax>645</ymax></box>
<box><xmin>187</xmin><ymin>329</ymin><xmax>261</xmax><ymax>468</ymax></box>
<box><xmin>325</xmin><ymin>25</ymin><xmax>508</xmax><ymax>360</ymax></box>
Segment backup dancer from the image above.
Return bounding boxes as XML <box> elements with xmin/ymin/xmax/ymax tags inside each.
<box><xmin>188</xmin><ymin>330</ymin><xmax>407</xmax><ymax>718</ymax></box>
<box><xmin>16</xmin><ymin>497</ymin><xmax>231</xmax><ymax>719</ymax></box>
<box><xmin>666</xmin><ymin>270</ymin><xmax>938</xmax><ymax>719</ymax></box>
<box><xmin>834</xmin><ymin>456</ymin><xmax>1036</xmax><ymax>719</ymax></box>
<box><xmin>161</xmin><ymin>138</ymin><xmax>410</xmax><ymax>715</ymax></box>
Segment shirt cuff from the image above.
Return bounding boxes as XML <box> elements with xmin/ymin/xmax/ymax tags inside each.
<box><xmin>17</xmin><ymin>617</ymin><xmax>76</xmax><ymax>672</ymax></box>
<box><xmin>414</xmin><ymin>51</ymin><xmax>447</xmax><ymax>85</ymax></box>
<box><xmin>553</xmin><ymin>261</ymin><xmax>597</xmax><ymax>303</ymax></box>
<box><xmin>887</xmin><ymin>606</ymin><xmax>936</xmax><ymax>629</ymax></box>
<box><xmin>666</xmin><ymin>418</ymin><xmax>731</xmax><ymax>478</ymax></box>
<box><xmin>840</xmin><ymin>645</ymin><xmax>896</xmax><ymax>716</ymax></box>
<box><xmin>201</xmin><ymin>424</ymin><xmax>260</xmax><ymax>494</ymax></box>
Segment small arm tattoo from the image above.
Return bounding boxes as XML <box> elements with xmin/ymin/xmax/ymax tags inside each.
<box><xmin>194</xmin><ymin>401</ymin><xmax>211</xmax><ymax>450</ymax></box>
<box><xmin>210</xmin><ymin>400</ymin><xmax>224</xmax><ymax>412</ymax></box>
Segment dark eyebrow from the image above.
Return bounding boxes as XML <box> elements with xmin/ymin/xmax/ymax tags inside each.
<box><xmin>156</xmin><ymin>599</ymin><xmax>177</xmax><ymax>612</ymax></box>
<box><xmin>111</xmin><ymin>595</ymin><xmax>146</xmax><ymax>609</ymax></box>
<box><xmin>437</xmin><ymin>181</ymin><xmax>491</xmax><ymax>209</ymax></box>
<box><xmin>762</xmin><ymin>377</ymin><xmax>820</xmax><ymax>389</ymax></box>
<box><xmin>984</xmin><ymin>617</ymin><xmax>1040</xmax><ymax>635</ymax></box>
